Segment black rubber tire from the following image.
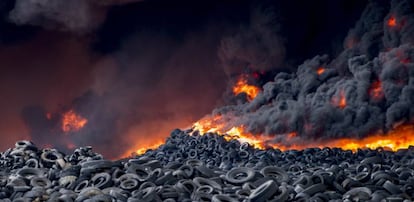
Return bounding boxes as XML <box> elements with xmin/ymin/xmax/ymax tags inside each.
<box><xmin>225</xmin><ymin>167</ymin><xmax>255</xmax><ymax>185</ymax></box>
<box><xmin>248</xmin><ymin>180</ymin><xmax>278</xmax><ymax>202</ymax></box>
<box><xmin>91</xmin><ymin>172</ymin><xmax>112</xmax><ymax>189</ymax></box>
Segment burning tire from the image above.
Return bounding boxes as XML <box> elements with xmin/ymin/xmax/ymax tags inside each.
<box><xmin>1</xmin><ymin>130</ymin><xmax>414</xmax><ymax>201</ymax></box>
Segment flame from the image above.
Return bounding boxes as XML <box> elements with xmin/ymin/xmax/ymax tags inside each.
<box><xmin>369</xmin><ymin>80</ymin><xmax>384</xmax><ymax>100</ymax></box>
<box><xmin>135</xmin><ymin>141</ymin><xmax>164</xmax><ymax>155</ymax></box>
<box><xmin>316</xmin><ymin>67</ymin><xmax>325</xmax><ymax>75</ymax></box>
<box><xmin>388</xmin><ymin>16</ymin><xmax>397</xmax><ymax>27</ymax></box>
<box><xmin>233</xmin><ymin>75</ymin><xmax>260</xmax><ymax>101</ymax></box>
<box><xmin>126</xmin><ymin>115</ymin><xmax>414</xmax><ymax>157</ymax></box>
<box><xmin>62</xmin><ymin>110</ymin><xmax>88</xmax><ymax>133</ymax></box>
<box><xmin>192</xmin><ymin>118</ymin><xmax>273</xmax><ymax>149</ymax></box>
<box><xmin>331</xmin><ymin>90</ymin><xmax>346</xmax><ymax>109</ymax></box>
<box><xmin>191</xmin><ymin>114</ymin><xmax>414</xmax><ymax>152</ymax></box>
<box><xmin>333</xmin><ymin>125</ymin><xmax>414</xmax><ymax>151</ymax></box>
<box><xmin>119</xmin><ymin>140</ymin><xmax>165</xmax><ymax>158</ymax></box>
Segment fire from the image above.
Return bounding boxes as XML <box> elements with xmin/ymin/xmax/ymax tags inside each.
<box><xmin>192</xmin><ymin>116</ymin><xmax>311</xmax><ymax>151</ymax></box>
<box><xmin>135</xmin><ymin>141</ymin><xmax>164</xmax><ymax>155</ymax></box>
<box><xmin>62</xmin><ymin>110</ymin><xmax>88</xmax><ymax>132</ymax></box>
<box><xmin>332</xmin><ymin>90</ymin><xmax>346</xmax><ymax>109</ymax></box>
<box><xmin>233</xmin><ymin>75</ymin><xmax>260</xmax><ymax>101</ymax></box>
<box><xmin>119</xmin><ymin>139</ymin><xmax>166</xmax><ymax>158</ymax></box>
<box><xmin>333</xmin><ymin>125</ymin><xmax>414</xmax><ymax>151</ymax></box>
<box><xmin>369</xmin><ymin>80</ymin><xmax>384</xmax><ymax>99</ymax></box>
<box><xmin>316</xmin><ymin>67</ymin><xmax>325</xmax><ymax>75</ymax></box>
<box><xmin>192</xmin><ymin>118</ymin><xmax>273</xmax><ymax>149</ymax></box>
<box><xmin>388</xmin><ymin>15</ymin><xmax>397</xmax><ymax>27</ymax></box>
<box><xmin>191</xmin><ymin>115</ymin><xmax>414</xmax><ymax>152</ymax></box>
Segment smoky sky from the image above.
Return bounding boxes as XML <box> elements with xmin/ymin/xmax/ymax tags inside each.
<box><xmin>202</xmin><ymin>0</ymin><xmax>414</xmax><ymax>147</ymax></box>
<box><xmin>0</xmin><ymin>0</ymin><xmax>368</xmax><ymax>158</ymax></box>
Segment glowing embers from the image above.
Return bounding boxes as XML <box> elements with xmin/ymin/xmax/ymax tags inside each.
<box><xmin>331</xmin><ymin>90</ymin><xmax>347</xmax><ymax>109</ymax></box>
<box><xmin>388</xmin><ymin>15</ymin><xmax>397</xmax><ymax>27</ymax></box>
<box><xmin>316</xmin><ymin>67</ymin><xmax>325</xmax><ymax>75</ymax></box>
<box><xmin>369</xmin><ymin>80</ymin><xmax>384</xmax><ymax>100</ymax></box>
<box><xmin>232</xmin><ymin>75</ymin><xmax>260</xmax><ymax>101</ymax></box>
<box><xmin>62</xmin><ymin>109</ymin><xmax>88</xmax><ymax>133</ymax></box>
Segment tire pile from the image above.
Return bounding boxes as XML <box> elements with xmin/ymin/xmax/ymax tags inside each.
<box><xmin>1</xmin><ymin>129</ymin><xmax>413</xmax><ymax>201</ymax></box>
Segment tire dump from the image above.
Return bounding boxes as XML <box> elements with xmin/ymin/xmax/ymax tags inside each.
<box><xmin>0</xmin><ymin>129</ymin><xmax>414</xmax><ymax>202</ymax></box>
<box><xmin>2</xmin><ymin>0</ymin><xmax>414</xmax><ymax>201</ymax></box>
<box><xmin>2</xmin><ymin>130</ymin><xmax>414</xmax><ymax>201</ymax></box>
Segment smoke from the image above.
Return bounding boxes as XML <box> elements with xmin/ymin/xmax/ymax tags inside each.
<box><xmin>77</xmin><ymin>31</ymin><xmax>228</xmax><ymax>158</ymax></box>
<box><xmin>8</xmin><ymin>0</ymin><xmax>144</xmax><ymax>33</ymax></box>
<box><xmin>13</xmin><ymin>1</ymin><xmax>288</xmax><ymax>158</ymax></box>
<box><xmin>0</xmin><ymin>0</ymin><xmax>372</xmax><ymax>158</ymax></box>
<box><xmin>0</xmin><ymin>32</ymin><xmax>96</xmax><ymax>150</ymax></box>
<box><xmin>204</xmin><ymin>0</ymin><xmax>414</xmax><ymax>144</ymax></box>
<box><xmin>17</xmin><ymin>27</ymin><xmax>229</xmax><ymax>158</ymax></box>
<box><xmin>218</xmin><ymin>5</ymin><xmax>285</xmax><ymax>76</ymax></box>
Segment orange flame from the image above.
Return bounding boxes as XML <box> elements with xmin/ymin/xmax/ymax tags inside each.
<box><xmin>388</xmin><ymin>16</ymin><xmax>397</xmax><ymax>27</ymax></box>
<box><xmin>62</xmin><ymin>110</ymin><xmax>88</xmax><ymax>133</ymax></box>
<box><xmin>127</xmin><ymin>116</ymin><xmax>414</xmax><ymax>157</ymax></box>
<box><xmin>332</xmin><ymin>125</ymin><xmax>414</xmax><ymax>151</ymax></box>
<box><xmin>192</xmin><ymin>115</ymin><xmax>414</xmax><ymax>152</ymax></box>
<box><xmin>192</xmin><ymin>118</ymin><xmax>273</xmax><ymax>149</ymax></box>
<box><xmin>369</xmin><ymin>80</ymin><xmax>384</xmax><ymax>100</ymax></box>
<box><xmin>135</xmin><ymin>141</ymin><xmax>164</xmax><ymax>155</ymax></box>
<box><xmin>119</xmin><ymin>138</ymin><xmax>166</xmax><ymax>158</ymax></box>
<box><xmin>331</xmin><ymin>90</ymin><xmax>346</xmax><ymax>109</ymax></box>
<box><xmin>316</xmin><ymin>67</ymin><xmax>325</xmax><ymax>75</ymax></box>
<box><xmin>233</xmin><ymin>75</ymin><xmax>260</xmax><ymax>101</ymax></box>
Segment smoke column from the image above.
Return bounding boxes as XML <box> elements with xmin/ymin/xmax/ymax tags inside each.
<box><xmin>202</xmin><ymin>0</ymin><xmax>414</xmax><ymax>146</ymax></box>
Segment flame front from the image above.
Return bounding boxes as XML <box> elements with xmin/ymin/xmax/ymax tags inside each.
<box><xmin>333</xmin><ymin>125</ymin><xmax>414</xmax><ymax>151</ymax></box>
<box><xmin>192</xmin><ymin>115</ymin><xmax>414</xmax><ymax>152</ymax></box>
<box><xmin>62</xmin><ymin>110</ymin><xmax>88</xmax><ymax>133</ymax></box>
<box><xmin>190</xmin><ymin>75</ymin><xmax>414</xmax><ymax>152</ymax></box>
<box><xmin>192</xmin><ymin>117</ymin><xmax>273</xmax><ymax>149</ymax></box>
<box><xmin>135</xmin><ymin>141</ymin><xmax>164</xmax><ymax>155</ymax></box>
<box><xmin>232</xmin><ymin>75</ymin><xmax>260</xmax><ymax>101</ymax></box>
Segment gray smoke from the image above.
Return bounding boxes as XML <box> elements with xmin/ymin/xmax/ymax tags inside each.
<box><xmin>218</xmin><ymin>5</ymin><xmax>285</xmax><ymax>76</ymax></box>
<box><xmin>8</xmin><ymin>0</ymin><xmax>144</xmax><ymax>33</ymax></box>
<box><xmin>19</xmin><ymin>29</ymin><xmax>228</xmax><ymax>159</ymax></box>
<box><xmin>10</xmin><ymin>1</ymin><xmax>288</xmax><ymax>159</ymax></box>
<box><xmin>202</xmin><ymin>0</ymin><xmax>414</xmax><ymax>145</ymax></box>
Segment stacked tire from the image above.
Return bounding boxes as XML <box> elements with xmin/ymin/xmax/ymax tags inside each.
<box><xmin>0</xmin><ymin>130</ymin><xmax>413</xmax><ymax>201</ymax></box>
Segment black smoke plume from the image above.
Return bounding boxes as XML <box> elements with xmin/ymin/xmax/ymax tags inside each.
<box><xmin>200</xmin><ymin>0</ymin><xmax>414</xmax><ymax>145</ymax></box>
